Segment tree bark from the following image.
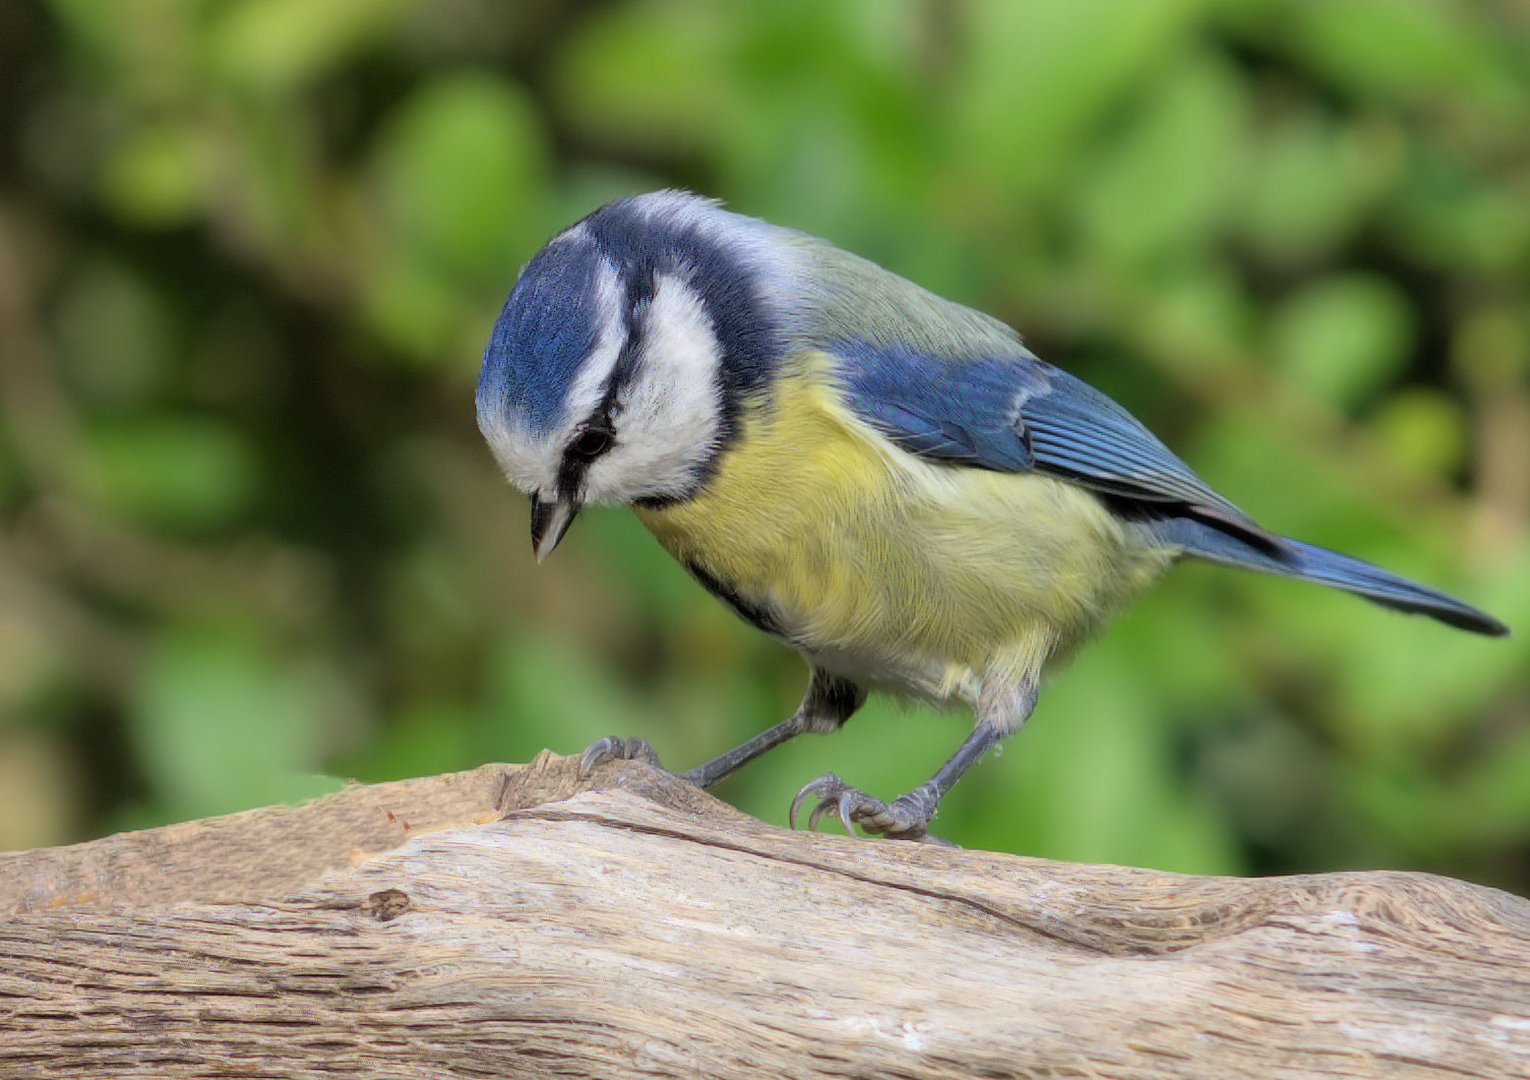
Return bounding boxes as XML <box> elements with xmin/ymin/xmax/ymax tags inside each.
<box><xmin>2</xmin><ymin>753</ymin><xmax>1527</xmax><ymax>1078</ymax></box>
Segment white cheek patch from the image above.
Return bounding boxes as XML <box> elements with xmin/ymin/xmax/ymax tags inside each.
<box><xmin>587</xmin><ymin>273</ymin><xmax>724</xmax><ymax>503</ymax></box>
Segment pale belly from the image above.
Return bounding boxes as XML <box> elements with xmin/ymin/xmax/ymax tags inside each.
<box><xmin>635</xmin><ymin>376</ymin><xmax>1173</xmax><ymax>702</ymax></box>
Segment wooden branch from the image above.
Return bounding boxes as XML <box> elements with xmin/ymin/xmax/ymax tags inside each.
<box><xmin>2</xmin><ymin>753</ymin><xmax>1528</xmax><ymax>1078</ymax></box>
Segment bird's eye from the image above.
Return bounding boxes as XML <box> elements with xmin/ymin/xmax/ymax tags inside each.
<box><xmin>569</xmin><ymin>426</ymin><xmax>613</xmax><ymax>461</ymax></box>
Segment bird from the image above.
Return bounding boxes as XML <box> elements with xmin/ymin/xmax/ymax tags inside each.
<box><xmin>476</xmin><ymin>190</ymin><xmax>1508</xmax><ymax>844</ymax></box>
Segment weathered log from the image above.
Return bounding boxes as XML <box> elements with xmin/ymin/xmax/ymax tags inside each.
<box><xmin>1</xmin><ymin>753</ymin><xmax>1527</xmax><ymax>1078</ymax></box>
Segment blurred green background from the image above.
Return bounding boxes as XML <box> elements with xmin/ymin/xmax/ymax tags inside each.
<box><xmin>2</xmin><ymin>0</ymin><xmax>1528</xmax><ymax>890</ymax></box>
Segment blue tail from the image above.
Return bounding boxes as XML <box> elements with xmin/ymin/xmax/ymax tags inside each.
<box><xmin>1156</xmin><ymin>518</ymin><xmax>1508</xmax><ymax>637</ymax></box>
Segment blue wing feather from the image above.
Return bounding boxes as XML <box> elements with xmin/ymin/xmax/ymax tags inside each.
<box><xmin>834</xmin><ymin>342</ymin><xmax>1038</xmax><ymax>473</ymax></box>
<box><xmin>832</xmin><ymin>339</ymin><xmax>1281</xmax><ymax>549</ymax></box>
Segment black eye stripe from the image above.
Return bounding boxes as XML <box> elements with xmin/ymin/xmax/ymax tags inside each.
<box><xmin>555</xmin><ymin>259</ymin><xmax>652</xmax><ymax>500</ymax></box>
<box><xmin>570</xmin><ymin>425</ymin><xmax>613</xmax><ymax>460</ymax></box>
<box><xmin>555</xmin><ymin>414</ymin><xmax>615</xmax><ymax>498</ymax></box>
<box><xmin>597</xmin><ymin>264</ymin><xmax>655</xmax><ymax>415</ymax></box>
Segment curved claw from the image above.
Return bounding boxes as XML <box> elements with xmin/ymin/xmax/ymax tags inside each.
<box><xmin>812</xmin><ymin>795</ymin><xmax>855</xmax><ymax>836</ymax></box>
<box><xmin>788</xmin><ymin>775</ymin><xmax>823</xmax><ymax>831</ymax></box>
<box><xmin>790</xmin><ymin>773</ymin><xmax>845</xmax><ymax>832</ymax></box>
<box><xmin>578</xmin><ymin>735</ymin><xmax>662</xmax><ymax>779</ymax></box>
<box><xmin>789</xmin><ymin>773</ymin><xmax>878</xmax><ymax>837</ymax></box>
<box><xmin>788</xmin><ymin>772</ymin><xmax>946</xmax><ymax>842</ymax></box>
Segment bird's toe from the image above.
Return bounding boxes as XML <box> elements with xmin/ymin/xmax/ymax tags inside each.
<box><xmin>789</xmin><ymin>774</ymin><xmax>941</xmax><ymax>842</ymax></box>
<box><xmin>578</xmin><ymin>735</ymin><xmax>663</xmax><ymax>778</ymax></box>
<box><xmin>789</xmin><ymin>773</ymin><xmax>850</xmax><ymax>832</ymax></box>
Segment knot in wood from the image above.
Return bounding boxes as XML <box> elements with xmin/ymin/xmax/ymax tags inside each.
<box><xmin>361</xmin><ymin>888</ymin><xmax>412</xmax><ymax>921</ymax></box>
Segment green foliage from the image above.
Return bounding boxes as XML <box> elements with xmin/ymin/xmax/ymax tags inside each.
<box><xmin>3</xmin><ymin>0</ymin><xmax>1528</xmax><ymax>890</ymax></box>
<box><xmin>127</xmin><ymin>623</ymin><xmax>345</xmax><ymax>824</ymax></box>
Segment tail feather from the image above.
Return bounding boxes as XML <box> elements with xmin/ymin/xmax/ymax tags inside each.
<box><xmin>1156</xmin><ymin>517</ymin><xmax>1509</xmax><ymax>637</ymax></box>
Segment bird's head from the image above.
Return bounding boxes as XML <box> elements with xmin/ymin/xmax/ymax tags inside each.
<box><xmin>476</xmin><ymin>191</ymin><xmax>777</xmax><ymax>562</ymax></box>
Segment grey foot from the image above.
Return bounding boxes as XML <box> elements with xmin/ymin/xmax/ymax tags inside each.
<box><xmin>578</xmin><ymin>735</ymin><xmax>663</xmax><ymax>778</ymax></box>
<box><xmin>788</xmin><ymin>773</ymin><xmax>955</xmax><ymax>845</ymax></box>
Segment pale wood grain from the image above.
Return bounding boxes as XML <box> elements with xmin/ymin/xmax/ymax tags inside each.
<box><xmin>1</xmin><ymin>754</ymin><xmax>1527</xmax><ymax>1078</ymax></box>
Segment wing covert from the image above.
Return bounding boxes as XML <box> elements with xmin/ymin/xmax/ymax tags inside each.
<box><xmin>831</xmin><ymin>339</ymin><xmax>1278</xmax><ymax>546</ymax></box>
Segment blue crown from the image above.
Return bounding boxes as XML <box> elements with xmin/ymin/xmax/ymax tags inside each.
<box><xmin>477</xmin><ymin>232</ymin><xmax>604</xmax><ymax>439</ymax></box>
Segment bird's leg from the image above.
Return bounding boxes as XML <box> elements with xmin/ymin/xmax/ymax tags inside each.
<box><xmin>579</xmin><ymin>670</ymin><xmax>864</xmax><ymax>789</ymax></box>
<box><xmin>791</xmin><ymin>677</ymin><xmax>1039</xmax><ymax>843</ymax></box>
<box><xmin>680</xmin><ymin>669</ymin><xmax>863</xmax><ymax>788</ymax></box>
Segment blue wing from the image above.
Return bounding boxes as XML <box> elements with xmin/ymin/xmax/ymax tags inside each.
<box><xmin>831</xmin><ymin>339</ymin><xmax>1283</xmax><ymax>549</ymax></box>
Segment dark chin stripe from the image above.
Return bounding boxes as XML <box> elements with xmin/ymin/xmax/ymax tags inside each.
<box><xmin>681</xmin><ymin>558</ymin><xmax>794</xmax><ymax>643</ymax></box>
<box><xmin>631</xmin><ymin>490</ymin><xmax>688</xmax><ymax>511</ymax></box>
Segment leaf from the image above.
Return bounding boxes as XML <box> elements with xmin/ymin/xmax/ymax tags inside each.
<box><xmin>99</xmin><ymin>123</ymin><xmax>211</xmax><ymax>227</ymax></box>
<box><xmin>1288</xmin><ymin>0</ymin><xmax>1508</xmax><ymax>105</ymax></box>
<box><xmin>1073</xmin><ymin>53</ymin><xmax>1249</xmax><ymax>269</ymax></box>
<box><xmin>949</xmin><ymin>0</ymin><xmax>1204</xmax><ymax>200</ymax></box>
<box><xmin>1268</xmin><ymin>275</ymin><xmax>1414</xmax><ymax>408</ymax></box>
<box><xmin>210</xmin><ymin>0</ymin><xmax>409</xmax><ymax>94</ymax></box>
<box><xmin>130</xmin><ymin>626</ymin><xmax>344</xmax><ymax>819</ymax></box>
<box><xmin>552</xmin><ymin>0</ymin><xmax>731</xmax><ymax>153</ymax></box>
<box><xmin>81</xmin><ymin>417</ymin><xmax>259</xmax><ymax>530</ymax></box>
<box><xmin>369</xmin><ymin>72</ymin><xmax>548</xmax><ymax>281</ymax></box>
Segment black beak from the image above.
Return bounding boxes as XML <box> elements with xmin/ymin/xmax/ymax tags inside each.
<box><xmin>530</xmin><ymin>493</ymin><xmax>580</xmax><ymax>564</ymax></box>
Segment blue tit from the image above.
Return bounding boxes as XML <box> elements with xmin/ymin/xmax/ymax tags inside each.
<box><xmin>477</xmin><ymin>191</ymin><xmax>1508</xmax><ymax>843</ymax></box>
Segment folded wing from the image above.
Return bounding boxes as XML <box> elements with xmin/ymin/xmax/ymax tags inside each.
<box><xmin>831</xmin><ymin>339</ymin><xmax>1288</xmax><ymax>555</ymax></box>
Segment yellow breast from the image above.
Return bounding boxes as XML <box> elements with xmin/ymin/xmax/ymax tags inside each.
<box><xmin>635</xmin><ymin>356</ymin><xmax>1172</xmax><ymax>699</ymax></box>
